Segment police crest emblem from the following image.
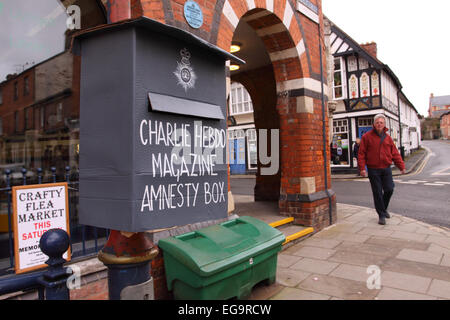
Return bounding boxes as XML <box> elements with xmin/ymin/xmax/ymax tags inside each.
<box><xmin>174</xmin><ymin>48</ymin><xmax>197</xmax><ymax>92</ymax></box>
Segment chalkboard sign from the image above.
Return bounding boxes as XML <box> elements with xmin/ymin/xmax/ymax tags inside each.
<box><xmin>75</xmin><ymin>17</ymin><xmax>243</xmax><ymax>232</ymax></box>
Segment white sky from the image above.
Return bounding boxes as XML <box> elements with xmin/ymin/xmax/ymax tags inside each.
<box><xmin>0</xmin><ymin>0</ymin><xmax>67</xmax><ymax>82</ymax></box>
<box><xmin>322</xmin><ymin>0</ymin><xmax>450</xmax><ymax>116</ymax></box>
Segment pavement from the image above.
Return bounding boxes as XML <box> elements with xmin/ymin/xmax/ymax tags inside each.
<box><xmin>231</xmin><ymin>147</ymin><xmax>450</xmax><ymax>300</ymax></box>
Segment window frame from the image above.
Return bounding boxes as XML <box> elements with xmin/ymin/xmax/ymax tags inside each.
<box><xmin>24</xmin><ymin>76</ymin><xmax>30</xmax><ymax>96</ymax></box>
<box><xmin>333</xmin><ymin>57</ymin><xmax>347</xmax><ymax>100</ymax></box>
<box><xmin>229</xmin><ymin>82</ymin><xmax>254</xmax><ymax>116</ymax></box>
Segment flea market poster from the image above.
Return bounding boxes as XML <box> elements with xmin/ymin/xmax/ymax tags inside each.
<box><xmin>12</xmin><ymin>183</ymin><xmax>71</xmax><ymax>274</ymax></box>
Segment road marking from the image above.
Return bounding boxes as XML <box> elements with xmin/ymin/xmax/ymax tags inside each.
<box><xmin>394</xmin><ymin>180</ymin><xmax>427</xmax><ymax>184</ymax></box>
<box><xmin>424</xmin><ymin>183</ymin><xmax>446</xmax><ymax>186</ymax></box>
<box><xmin>433</xmin><ymin>181</ymin><xmax>450</xmax><ymax>185</ymax></box>
<box><xmin>431</xmin><ymin>166</ymin><xmax>450</xmax><ymax>176</ymax></box>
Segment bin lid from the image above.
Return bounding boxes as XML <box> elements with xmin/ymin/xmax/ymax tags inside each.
<box><xmin>158</xmin><ymin>216</ymin><xmax>285</xmax><ymax>276</ymax></box>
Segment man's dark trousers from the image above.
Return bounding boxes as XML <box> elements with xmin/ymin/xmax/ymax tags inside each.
<box><xmin>367</xmin><ymin>167</ymin><xmax>394</xmax><ymax>217</ymax></box>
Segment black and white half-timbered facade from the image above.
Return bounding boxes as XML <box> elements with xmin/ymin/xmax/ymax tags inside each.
<box><xmin>326</xmin><ymin>18</ymin><xmax>420</xmax><ymax>172</ymax></box>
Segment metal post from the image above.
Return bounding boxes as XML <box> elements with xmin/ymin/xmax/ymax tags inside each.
<box><xmin>37</xmin><ymin>229</ymin><xmax>72</xmax><ymax>300</ymax></box>
<box><xmin>98</xmin><ymin>230</ymin><xmax>158</xmax><ymax>300</ymax></box>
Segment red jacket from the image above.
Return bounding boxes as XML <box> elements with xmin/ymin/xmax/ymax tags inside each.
<box><xmin>358</xmin><ymin>127</ymin><xmax>405</xmax><ymax>171</ymax></box>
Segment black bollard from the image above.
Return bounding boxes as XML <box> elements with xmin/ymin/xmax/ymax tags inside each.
<box><xmin>37</xmin><ymin>229</ymin><xmax>72</xmax><ymax>300</ymax></box>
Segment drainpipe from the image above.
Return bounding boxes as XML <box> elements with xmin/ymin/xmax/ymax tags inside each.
<box><xmin>318</xmin><ymin>22</ymin><xmax>333</xmax><ymax>226</ymax></box>
<box><xmin>397</xmin><ymin>91</ymin><xmax>405</xmax><ymax>159</ymax></box>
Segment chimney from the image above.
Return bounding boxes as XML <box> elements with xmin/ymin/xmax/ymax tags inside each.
<box><xmin>361</xmin><ymin>42</ymin><xmax>377</xmax><ymax>59</ymax></box>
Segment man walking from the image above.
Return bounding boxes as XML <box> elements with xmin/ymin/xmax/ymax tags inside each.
<box><xmin>358</xmin><ymin>114</ymin><xmax>405</xmax><ymax>225</ymax></box>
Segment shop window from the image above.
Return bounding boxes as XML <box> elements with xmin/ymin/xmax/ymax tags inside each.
<box><xmin>358</xmin><ymin>118</ymin><xmax>373</xmax><ymax>127</ymax></box>
<box><xmin>331</xmin><ymin>119</ymin><xmax>349</xmax><ymax>166</ymax></box>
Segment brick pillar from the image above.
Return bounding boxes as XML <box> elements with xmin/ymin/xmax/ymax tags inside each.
<box><xmin>276</xmin><ymin>92</ymin><xmax>337</xmax><ymax>231</ymax></box>
<box><xmin>232</xmin><ymin>66</ymin><xmax>280</xmax><ymax>201</ymax></box>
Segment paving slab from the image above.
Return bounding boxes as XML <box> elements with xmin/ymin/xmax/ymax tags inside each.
<box><xmin>329</xmin><ymin>264</ymin><xmax>370</xmax><ymax>283</ymax></box>
<box><xmin>427</xmin><ymin>243</ymin><xmax>450</xmax><ymax>256</ymax></box>
<box><xmin>365</xmin><ymin>237</ymin><xmax>430</xmax><ymax>251</ymax></box>
<box><xmin>343</xmin><ymin>213</ymin><xmax>376</xmax><ymax>223</ymax></box>
<box><xmin>332</xmin><ymin>233</ymin><xmax>371</xmax><ymax>243</ymax></box>
<box><xmin>277</xmin><ymin>253</ymin><xmax>302</xmax><ymax>268</ymax></box>
<box><xmin>276</xmin><ymin>267</ymin><xmax>310</xmax><ymax>287</ymax></box>
<box><xmin>382</xmin><ymin>258</ymin><xmax>450</xmax><ymax>282</ymax></box>
<box><xmin>388</xmin><ymin>231</ymin><xmax>428</xmax><ymax>242</ymax></box>
<box><xmin>415</xmin><ymin>225</ymin><xmax>450</xmax><ymax>236</ymax></box>
<box><xmin>325</xmin><ymin>223</ymin><xmax>365</xmax><ymax>234</ymax></box>
<box><xmin>376</xmin><ymin>287</ymin><xmax>438</xmax><ymax>300</ymax></box>
<box><xmin>426</xmin><ymin>235</ymin><xmax>450</xmax><ymax>250</ymax></box>
<box><xmin>380</xmin><ymin>271</ymin><xmax>432</xmax><ymax>294</ymax></box>
<box><xmin>383</xmin><ymin>223</ymin><xmax>420</xmax><ymax>233</ymax></box>
<box><xmin>427</xmin><ymin>279</ymin><xmax>450</xmax><ymax>299</ymax></box>
<box><xmin>289</xmin><ymin>246</ymin><xmax>336</xmax><ymax>260</ymax></box>
<box><xmin>298</xmin><ymin>274</ymin><xmax>380</xmax><ymax>300</ymax></box>
<box><xmin>299</xmin><ymin>238</ymin><xmax>342</xmax><ymax>249</ymax></box>
<box><xmin>328</xmin><ymin>250</ymin><xmax>388</xmax><ymax>267</ymax></box>
<box><xmin>357</xmin><ymin>227</ymin><xmax>395</xmax><ymax>237</ymax></box>
<box><xmin>441</xmin><ymin>255</ymin><xmax>450</xmax><ymax>267</ymax></box>
<box><xmin>396</xmin><ymin>248</ymin><xmax>443</xmax><ymax>265</ymax></box>
<box><xmin>270</xmin><ymin>287</ymin><xmax>331</xmax><ymax>300</ymax></box>
<box><xmin>334</xmin><ymin>241</ymin><xmax>400</xmax><ymax>258</ymax></box>
<box><xmin>289</xmin><ymin>257</ymin><xmax>339</xmax><ymax>275</ymax></box>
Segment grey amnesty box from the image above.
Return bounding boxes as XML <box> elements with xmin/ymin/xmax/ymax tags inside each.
<box><xmin>75</xmin><ymin>17</ymin><xmax>243</xmax><ymax>232</ymax></box>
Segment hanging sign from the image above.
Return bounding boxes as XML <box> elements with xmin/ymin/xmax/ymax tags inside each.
<box><xmin>12</xmin><ymin>183</ymin><xmax>70</xmax><ymax>274</ymax></box>
<box><xmin>184</xmin><ymin>0</ymin><xmax>203</xmax><ymax>29</ymax></box>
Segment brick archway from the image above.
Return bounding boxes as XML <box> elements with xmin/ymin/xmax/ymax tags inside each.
<box><xmin>107</xmin><ymin>0</ymin><xmax>336</xmax><ymax>231</ymax></box>
<box><xmin>213</xmin><ymin>2</ymin><xmax>336</xmax><ymax>230</ymax></box>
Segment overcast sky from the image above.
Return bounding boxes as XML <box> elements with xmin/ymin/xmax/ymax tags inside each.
<box><xmin>322</xmin><ymin>0</ymin><xmax>450</xmax><ymax>116</ymax></box>
<box><xmin>0</xmin><ymin>0</ymin><xmax>67</xmax><ymax>81</ymax></box>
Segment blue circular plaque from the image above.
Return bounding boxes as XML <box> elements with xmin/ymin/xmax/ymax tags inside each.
<box><xmin>184</xmin><ymin>0</ymin><xmax>203</xmax><ymax>29</ymax></box>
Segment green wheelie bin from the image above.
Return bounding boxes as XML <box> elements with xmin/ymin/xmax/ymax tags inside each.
<box><xmin>158</xmin><ymin>216</ymin><xmax>285</xmax><ymax>300</ymax></box>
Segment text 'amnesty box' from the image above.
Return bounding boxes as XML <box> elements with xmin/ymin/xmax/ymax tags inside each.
<box><xmin>75</xmin><ymin>17</ymin><xmax>243</xmax><ymax>232</ymax></box>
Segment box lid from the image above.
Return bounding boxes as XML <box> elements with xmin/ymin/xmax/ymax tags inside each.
<box><xmin>158</xmin><ymin>216</ymin><xmax>285</xmax><ymax>276</ymax></box>
<box><xmin>72</xmin><ymin>16</ymin><xmax>245</xmax><ymax>65</ymax></box>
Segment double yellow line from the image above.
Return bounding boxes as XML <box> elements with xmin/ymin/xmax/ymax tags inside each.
<box><xmin>269</xmin><ymin>217</ymin><xmax>314</xmax><ymax>245</ymax></box>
